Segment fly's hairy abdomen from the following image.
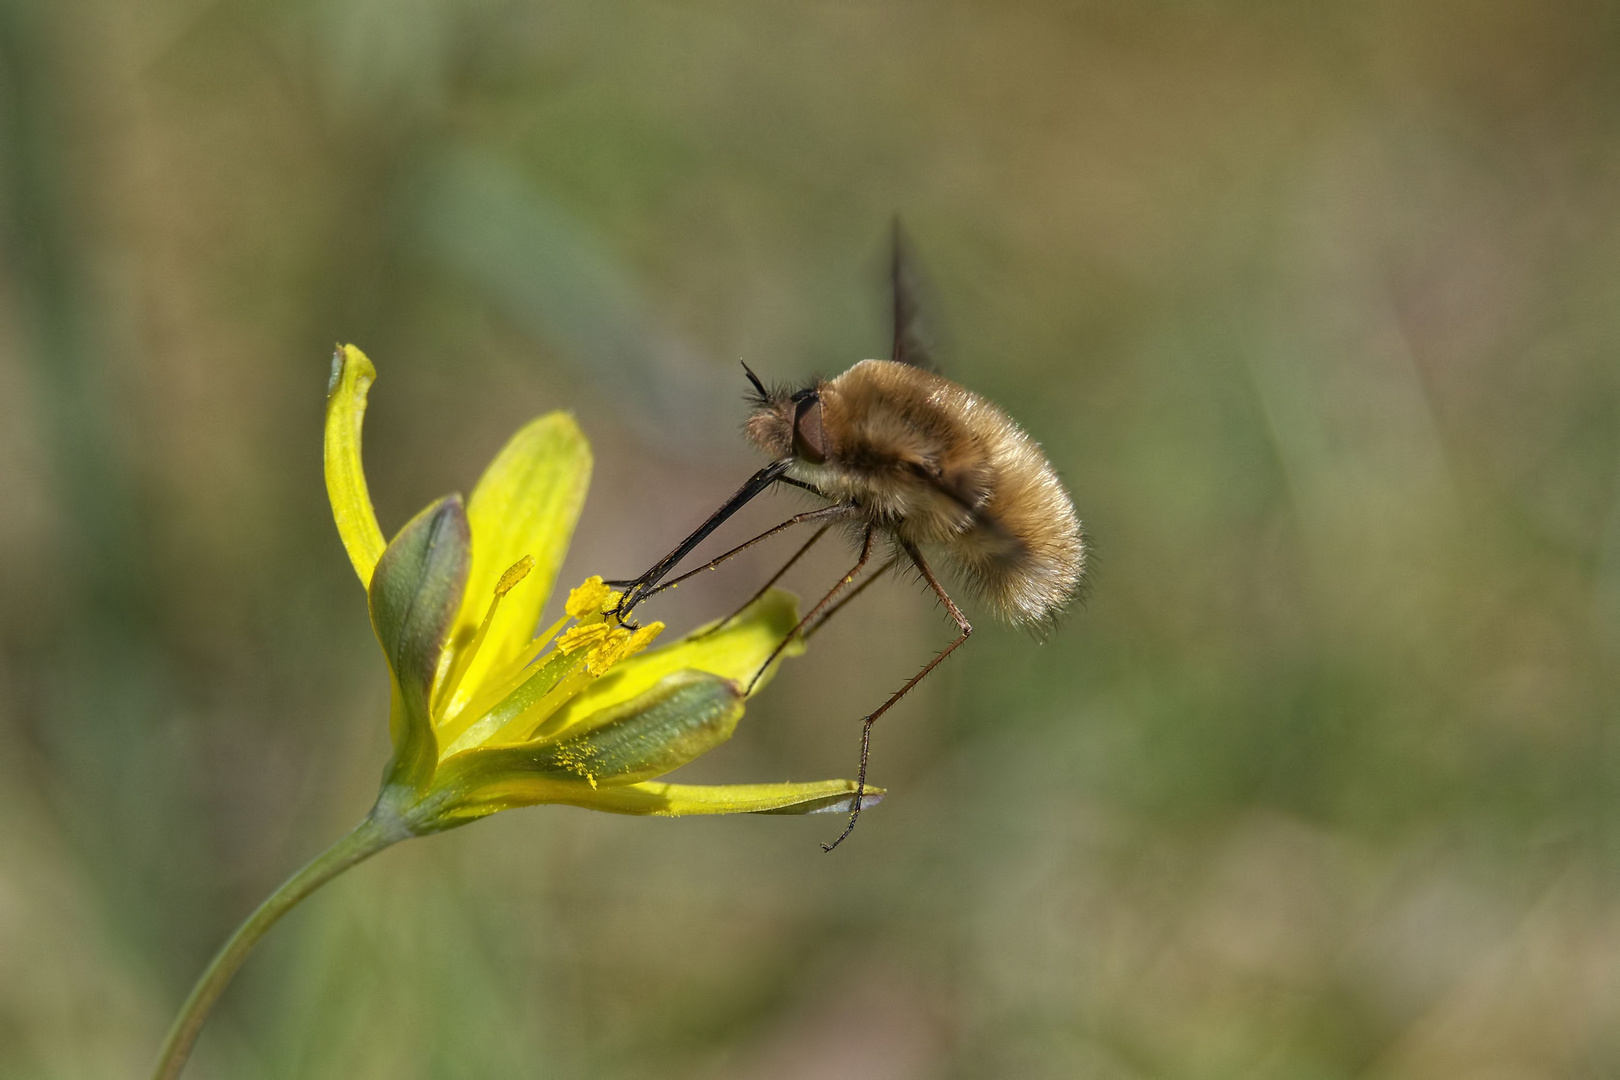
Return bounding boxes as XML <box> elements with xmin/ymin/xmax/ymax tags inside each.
<box><xmin>804</xmin><ymin>360</ymin><xmax>1085</xmax><ymax>627</ymax></box>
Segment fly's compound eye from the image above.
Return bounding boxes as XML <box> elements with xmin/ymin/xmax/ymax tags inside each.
<box><xmin>793</xmin><ymin>394</ymin><xmax>827</xmax><ymax>463</ymax></box>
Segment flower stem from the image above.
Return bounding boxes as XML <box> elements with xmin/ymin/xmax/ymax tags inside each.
<box><xmin>150</xmin><ymin>811</ymin><xmax>406</xmax><ymax>1080</ymax></box>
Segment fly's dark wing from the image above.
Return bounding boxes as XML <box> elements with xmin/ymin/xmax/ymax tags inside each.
<box><xmin>890</xmin><ymin>220</ymin><xmax>938</xmax><ymax>371</ymax></box>
<box><xmin>906</xmin><ymin>460</ymin><xmax>993</xmax><ymax>519</ymax></box>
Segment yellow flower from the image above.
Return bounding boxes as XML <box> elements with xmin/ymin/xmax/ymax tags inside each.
<box><xmin>153</xmin><ymin>345</ymin><xmax>882</xmax><ymax>1080</ymax></box>
<box><xmin>325</xmin><ymin>343</ymin><xmax>876</xmax><ymax>833</ymax></box>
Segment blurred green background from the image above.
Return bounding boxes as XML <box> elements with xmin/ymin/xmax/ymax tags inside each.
<box><xmin>4</xmin><ymin>1</ymin><xmax>1620</xmax><ymax>1076</ymax></box>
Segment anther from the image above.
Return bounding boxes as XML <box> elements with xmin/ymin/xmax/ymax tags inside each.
<box><xmin>496</xmin><ymin>555</ymin><xmax>534</xmax><ymax>597</ymax></box>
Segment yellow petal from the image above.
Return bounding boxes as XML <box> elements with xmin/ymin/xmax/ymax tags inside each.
<box><xmin>534</xmin><ymin>589</ymin><xmax>803</xmax><ymax>741</ymax></box>
<box><xmin>440</xmin><ymin>413</ymin><xmax>592</xmax><ymax>717</ymax></box>
<box><xmin>324</xmin><ymin>345</ymin><xmax>387</xmax><ymax>586</ymax></box>
<box><xmin>600</xmin><ymin>780</ymin><xmax>885</xmax><ymax>816</ymax></box>
<box><xmin>415</xmin><ymin>776</ymin><xmax>881</xmax><ymax>829</ymax></box>
<box><xmin>430</xmin><ymin>555</ymin><xmax>534</xmax><ymax>718</ymax></box>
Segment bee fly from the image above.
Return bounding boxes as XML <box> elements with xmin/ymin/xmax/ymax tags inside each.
<box><xmin>610</xmin><ymin>227</ymin><xmax>1086</xmax><ymax>850</ymax></box>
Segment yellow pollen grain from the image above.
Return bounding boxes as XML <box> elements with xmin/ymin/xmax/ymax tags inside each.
<box><xmin>556</xmin><ymin>623</ymin><xmax>609</xmax><ymax>655</ymax></box>
<box><xmin>585</xmin><ymin>627</ymin><xmax>632</xmax><ymax>676</ymax></box>
<box><xmin>496</xmin><ymin>555</ymin><xmax>534</xmax><ymax>597</ymax></box>
<box><xmin>565</xmin><ymin>576</ymin><xmax>614</xmax><ymax>620</ymax></box>
<box><xmin>586</xmin><ymin>621</ymin><xmax>664</xmax><ymax>676</ymax></box>
<box><xmin>553</xmin><ymin>740</ymin><xmax>600</xmax><ymax>788</ymax></box>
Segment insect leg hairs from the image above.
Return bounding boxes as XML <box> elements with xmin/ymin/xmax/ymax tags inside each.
<box><xmin>803</xmin><ymin>555</ymin><xmax>899</xmax><ymax>639</ymax></box>
<box><xmin>821</xmin><ymin>541</ymin><xmax>972</xmax><ymax>853</ymax></box>
<box><xmin>618</xmin><ymin>504</ymin><xmax>849</xmax><ymax>605</ymax></box>
<box><xmin>745</xmin><ymin>526</ymin><xmax>876</xmax><ymax>696</ymax></box>
<box><xmin>694</xmin><ymin>521</ymin><xmax>838</xmax><ymax>640</ymax></box>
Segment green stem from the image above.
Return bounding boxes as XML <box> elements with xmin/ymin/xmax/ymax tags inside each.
<box><xmin>150</xmin><ymin>810</ymin><xmax>408</xmax><ymax>1080</ymax></box>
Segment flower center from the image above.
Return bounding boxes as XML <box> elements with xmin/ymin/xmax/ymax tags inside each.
<box><xmin>434</xmin><ymin>574</ymin><xmax>669</xmax><ymax>756</ymax></box>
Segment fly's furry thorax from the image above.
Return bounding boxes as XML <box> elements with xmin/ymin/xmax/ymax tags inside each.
<box><xmin>747</xmin><ymin>358</ymin><xmax>1086</xmax><ymax>628</ymax></box>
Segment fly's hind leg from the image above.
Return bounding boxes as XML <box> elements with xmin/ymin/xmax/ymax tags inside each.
<box><xmin>745</xmin><ymin>526</ymin><xmax>875</xmax><ymax>696</ymax></box>
<box><xmin>822</xmin><ymin>541</ymin><xmax>972</xmax><ymax>853</ymax></box>
<box><xmin>803</xmin><ymin>555</ymin><xmax>898</xmax><ymax>639</ymax></box>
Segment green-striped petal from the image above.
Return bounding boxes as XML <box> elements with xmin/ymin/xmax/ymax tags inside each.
<box><xmin>370</xmin><ymin>496</ymin><xmax>469</xmax><ymax>791</ymax></box>
<box><xmin>324</xmin><ymin>345</ymin><xmax>386</xmax><ymax>587</ymax></box>
<box><xmin>428</xmin><ymin>671</ymin><xmax>744</xmax><ymax>809</ymax></box>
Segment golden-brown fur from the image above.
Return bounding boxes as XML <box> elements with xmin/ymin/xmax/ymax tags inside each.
<box><xmin>746</xmin><ymin>359</ymin><xmax>1084</xmax><ymax>626</ymax></box>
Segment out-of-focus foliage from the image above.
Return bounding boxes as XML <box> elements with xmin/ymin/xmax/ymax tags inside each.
<box><xmin>3</xmin><ymin>1</ymin><xmax>1619</xmax><ymax>1076</ymax></box>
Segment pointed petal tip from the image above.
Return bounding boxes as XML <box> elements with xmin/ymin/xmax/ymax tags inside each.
<box><xmin>429</xmin><ymin>490</ymin><xmax>467</xmax><ymax>517</ymax></box>
<box><xmin>386</xmin><ymin>492</ymin><xmax>468</xmax><ymax>549</ymax></box>
<box><xmin>328</xmin><ymin>343</ymin><xmax>376</xmax><ymax>396</ymax></box>
<box><xmin>756</xmin><ymin>786</ymin><xmax>885</xmax><ymax>816</ymax></box>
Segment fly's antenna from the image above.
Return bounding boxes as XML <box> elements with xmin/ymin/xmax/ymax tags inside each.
<box><xmin>741</xmin><ymin>360</ymin><xmax>770</xmax><ymax>405</ymax></box>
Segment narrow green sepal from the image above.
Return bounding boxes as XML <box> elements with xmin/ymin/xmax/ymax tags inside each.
<box><xmin>369</xmin><ymin>495</ymin><xmax>470</xmax><ymax>790</ymax></box>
